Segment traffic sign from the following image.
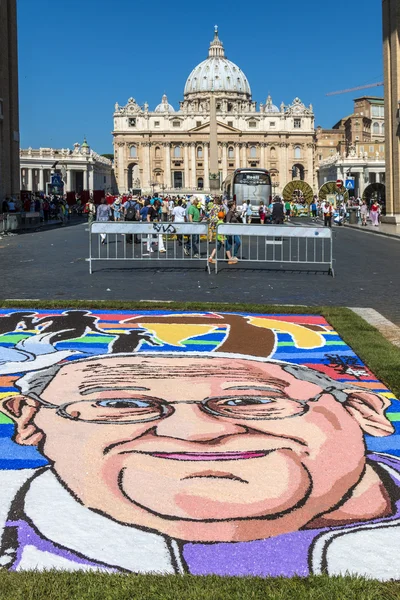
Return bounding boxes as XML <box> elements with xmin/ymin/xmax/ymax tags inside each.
<box><xmin>51</xmin><ymin>173</ymin><xmax>62</xmax><ymax>186</ymax></box>
<box><xmin>336</xmin><ymin>179</ymin><xmax>343</xmax><ymax>188</ymax></box>
<box><xmin>345</xmin><ymin>179</ymin><xmax>355</xmax><ymax>190</ymax></box>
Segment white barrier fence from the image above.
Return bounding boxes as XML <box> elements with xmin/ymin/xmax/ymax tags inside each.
<box><xmin>89</xmin><ymin>222</ymin><xmax>210</xmax><ymax>274</ymax></box>
<box><xmin>89</xmin><ymin>222</ymin><xmax>334</xmax><ymax>277</ymax></box>
<box><xmin>213</xmin><ymin>224</ymin><xmax>334</xmax><ymax>276</ymax></box>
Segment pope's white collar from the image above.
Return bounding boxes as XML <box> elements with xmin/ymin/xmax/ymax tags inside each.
<box><xmin>23</xmin><ymin>468</ymin><xmax>184</xmax><ymax>573</ymax></box>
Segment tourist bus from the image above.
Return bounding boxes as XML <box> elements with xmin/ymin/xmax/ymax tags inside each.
<box><xmin>223</xmin><ymin>169</ymin><xmax>272</xmax><ymax>213</ymax></box>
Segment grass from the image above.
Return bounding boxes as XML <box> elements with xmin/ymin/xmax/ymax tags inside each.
<box><xmin>0</xmin><ymin>300</ymin><xmax>400</xmax><ymax>598</ymax></box>
<box><xmin>0</xmin><ymin>573</ymin><xmax>400</xmax><ymax>600</ymax></box>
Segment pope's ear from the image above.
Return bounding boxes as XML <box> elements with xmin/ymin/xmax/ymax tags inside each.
<box><xmin>344</xmin><ymin>390</ymin><xmax>395</xmax><ymax>437</ymax></box>
<box><xmin>1</xmin><ymin>395</ymin><xmax>44</xmax><ymax>446</ymax></box>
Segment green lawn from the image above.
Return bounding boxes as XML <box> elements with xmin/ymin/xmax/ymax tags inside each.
<box><xmin>0</xmin><ymin>300</ymin><xmax>400</xmax><ymax>598</ymax></box>
<box><xmin>0</xmin><ymin>573</ymin><xmax>399</xmax><ymax>600</ymax></box>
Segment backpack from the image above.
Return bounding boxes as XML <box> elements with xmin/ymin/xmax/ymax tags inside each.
<box><xmin>125</xmin><ymin>202</ymin><xmax>137</xmax><ymax>221</ymax></box>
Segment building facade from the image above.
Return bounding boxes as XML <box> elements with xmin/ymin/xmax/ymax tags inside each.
<box><xmin>382</xmin><ymin>0</ymin><xmax>400</xmax><ymax>221</ymax></box>
<box><xmin>316</xmin><ymin>96</ymin><xmax>386</xmax><ymax>198</ymax></box>
<box><xmin>0</xmin><ymin>0</ymin><xmax>20</xmax><ymax>207</ymax></box>
<box><xmin>19</xmin><ymin>140</ymin><xmax>113</xmax><ymax>195</ymax></box>
<box><xmin>113</xmin><ymin>28</ymin><xmax>315</xmax><ymax>195</ymax></box>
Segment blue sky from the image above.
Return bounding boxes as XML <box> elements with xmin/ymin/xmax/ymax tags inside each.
<box><xmin>18</xmin><ymin>0</ymin><xmax>383</xmax><ymax>154</ymax></box>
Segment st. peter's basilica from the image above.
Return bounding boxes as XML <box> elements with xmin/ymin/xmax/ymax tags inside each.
<box><xmin>112</xmin><ymin>27</ymin><xmax>315</xmax><ymax>195</ymax></box>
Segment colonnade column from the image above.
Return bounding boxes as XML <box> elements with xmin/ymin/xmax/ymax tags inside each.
<box><xmin>39</xmin><ymin>168</ymin><xmax>44</xmax><ymax>192</ymax></box>
<box><xmin>116</xmin><ymin>143</ymin><xmax>125</xmax><ymax>193</ymax></box>
<box><xmin>235</xmin><ymin>143</ymin><xmax>240</xmax><ymax>169</ymax></box>
<box><xmin>82</xmin><ymin>168</ymin><xmax>88</xmax><ymax>191</ymax></box>
<box><xmin>184</xmin><ymin>143</ymin><xmax>190</xmax><ymax>189</ymax></box>
<box><xmin>164</xmin><ymin>142</ymin><xmax>171</xmax><ymax>189</ymax></box>
<box><xmin>203</xmin><ymin>143</ymin><xmax>210</xmax><ymax>190</ymax></box>
<box><xmin>190</xmin><ymin>142</ymin><xmax>197</xmax><ymax>189</ymax></box>
<box><xmin>222</xmin><ymin>143</ymin><xmax>228</xmax><ymax>183</ymax></box>
<box><xmin>279</xmin><ymin>142</ymin><xmax>289</xmax><ymax>189</ymax></box>
<box><xmin>306</xmin><ymin>143</ymin><xmax>314</xmax><ymax>189</ymax></box>
<box><xmin>27</xmin><ymin>168</ymin><xmax>33</xmax><ymax>191</ymax></box>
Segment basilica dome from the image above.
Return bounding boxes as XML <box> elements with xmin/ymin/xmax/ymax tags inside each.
<box><xmin>155</xmin><ymin>94</ymin><xmax>175</xmax><ymax>112</ymax></box>
<box><xmin>184</xmin><ymin>27</ymin><xmax>251</xmax><ymax>98</ymax></box>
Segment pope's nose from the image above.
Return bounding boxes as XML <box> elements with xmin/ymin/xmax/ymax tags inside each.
<box><xmin>154</xmin><ymin>404</ymin><xmax>246</xmax><ymax>442</ymax></box>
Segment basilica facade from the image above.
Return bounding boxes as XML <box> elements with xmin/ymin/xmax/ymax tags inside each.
<box><xmin>112</xmin><ymin>28</ymin><xmax>316</xmax><ymax>195</ymax></box>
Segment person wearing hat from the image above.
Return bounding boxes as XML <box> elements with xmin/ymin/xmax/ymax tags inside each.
<box><xmin>111</xmin><ymin>197</ymin><xmax>122</xmax><ymax>222</ymax></box>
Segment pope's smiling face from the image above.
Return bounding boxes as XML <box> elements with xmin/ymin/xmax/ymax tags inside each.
<box><xmin>17</xmin><ymin>355</ymin><xmax>379</xmax><ymax>541</ymax></box>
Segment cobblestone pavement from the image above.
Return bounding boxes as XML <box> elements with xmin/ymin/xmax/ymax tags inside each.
<box><xmin>1</xmin><ymin>217</ymin><xmax>400</xmax><ymax>325</ymax></box>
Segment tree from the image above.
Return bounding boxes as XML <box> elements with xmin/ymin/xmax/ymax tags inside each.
<box><xmin>101</xmin><ymin>153</ymin><xmax>114</xmax><ymax>161</ymax></box>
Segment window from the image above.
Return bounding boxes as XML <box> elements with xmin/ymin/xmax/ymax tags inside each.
<box><xmin>196</xmin><ymin>121</ymin><xmax>201</xmax><ymax>127</ymax></box>
<box><xmin>373</xmin><ymin>122</ymin><xmax>380</xmax><ymax>135</ymax></box>
<box><xmin>249</xmin><ymin>120</ymin><xmax>257</xmax><ymax>128</ymax></box>
<box><xmin>128</xmin><ymin>118</ymin><xmax>136</xmax><ymax>127</ymax></box>
<box><xmin>294</xmin><ymin>146</ymin><xmax>301</xmax><ymax>159</ymax></box>
<box><xmin>155</xmin><ymin>146</ymin><xmax>161</xmax><ymax>158</ymax></box>
<box><xmin>173</xmin><ymin>120</ymin><xmax>181</xmax><ymax>128</ymax></box>
<box><xmin>197</xmin><ymin>146</ymin><xmax>203</xmax><ymax>158</ymax></box>
<box><xmin>130</xmin><ymin>146</ymin><xmax>137</xmax><ymax>158</ymax></box>
<box><xmin>250</xmin><ymin>146</ymin><xmax>257</xmax><ymax>158</ymax></box>
<box><xmin>197</xmin><ymin>177</ymin><xmax>204</xmax><ymax>190</ymax></box>
<box><xmin>381</xmin><ymin>122</ymin><xmax>385</xmax><ymax>135</ymax></box>
<box><xmin>318</xmin><ymin>154</ymin><xmax>323</xmax><ymax>161</ymax></box>
<box><xmin>228</xmin><ymin>146</ymin><xmax>234</xmax><ymax>158</ymax></box>
<box><xmin>294</xmin><ymin>118</ymin><xmax>301</xmax><ymax>128</ymax></box>
<box><xmin>154</xmin><ymin>121</ymin><xmax>160</xmax><ymax>128</ymax></box>
<box><xmin>228</xmin><ymin>121</ymin><xmax>233</xmax><ymax>127</ymax></box>
<box><xmin>369</xmin><ymin>146</ymin><xmax>374</xmax><ymax>153</ymax></box>
<box><xmin>229</xmin><ymin>163</ymin><xmax>234</xmax><ymax>167</ymax></box>
<box><xmin>372</xmin><ymin>105</ymin><xmax>384</xmax><ymax>118</ymax></box>
<box><xmin>330</xmin><ymin>149</ymin><xmax>335</xmax><ymax>154</ymax></box>
<box><xmin>379</xmin><ymin>145</ymin><xmax>384</xmax><ymax>152</ymax></box>
<box><xmin>360</xmin><ymin>146</ymin><xmax>364</xmax><ymax>153</ymax></box>
<box><xmin>270</xmin><ymin>147</ymin><xmax>276</xmax><ymax>158</ymax></box>
<box><xmin>270</xmin><ymin>121</ymin><xmax>276</xmax><ymax>128</ymax></box>
<box><xmin>174</xmin><ymin>146</ymin><xmax>181</xmax><ymax>158</ymax></box>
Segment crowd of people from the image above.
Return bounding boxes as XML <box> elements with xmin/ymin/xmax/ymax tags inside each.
<box><xmin>1</xmin><ymin>194</ymin><xmax>76</xmax><ymax>225</ymax></box>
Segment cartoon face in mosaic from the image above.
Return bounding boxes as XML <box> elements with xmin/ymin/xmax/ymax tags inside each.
<box><xmin>0</xmin><ymin>309</ymin><xmax>399</xmax><ymax>578</ymax></box>
<box><xmin>4</xmin><ymin>354</ymin><xmax>394</xmax><ymax>543</ymax></box>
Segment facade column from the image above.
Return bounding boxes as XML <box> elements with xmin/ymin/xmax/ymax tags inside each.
<box><xmin>222</xmin><ymin>143</ymin><xmax>228</xmax><ymax>183</ymax></box>
<box><xmin>117</xmin><ymin>143</ymin><xmax>125</xmax><ymax>193</ymax></box>
<box><xmin>280</xmin><ymin>143</ymin><xmax>289</xmax><ymax>189</ymax></box>
<box><xmin>235</xmin><ymin>143</ymin><xmax>240</xmax><ymax>169</ymax></box>
<box><xmin>190</xmin><ymin>142</ymin><xmax>197</xmax><ymax>189</ymax></box>
<box><xmin>164</xmin><ymin>143</ymin><xmax>171</xmax><ymax>189</ymax></box>
<box><xmin>306</xmin><ymin>143</ymin><xmax>314</xmax><ymax>189</ymax></box>
<box><xmin>184</xmin><ymin>143</ymin><xmax>190</xmax><ymax>189</ymax></box>
<box><xmin>39</xmin><ymin>168</ymin><xmax>44</xmax><ymax>192</ymax></box>
<box><xmin>27</xmin><ymin>168</ymin><xmax>33</xmax><ymax>191</ymax></box>
<box><xmin>241</xmin><ymin>143</ymin><xmax>247</xmax><ymax>167</ymax></box>
<box><xmin>204</xmin><ymin>142</ymin><xmax>210</xmax><ymax>190</ymax></box>
<box><xmin>260</xmin><ymin>143</ymin><xmax>266</xmax><ymax>169</ymax></box>
<box><xmin>142</xmin><ymin>142</ymin><xmax>150</xmax><ymax>192</ymax></box>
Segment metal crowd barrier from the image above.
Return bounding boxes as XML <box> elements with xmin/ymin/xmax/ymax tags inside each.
<box><xmin>213</xmin><ymin>224</ymin><xmax>334</xmax><ymax>276</ymax></box>
<box><xmin>89</xmin><ymin>221</ymin><xmax>210</xmax><ymax>274</ymax></box>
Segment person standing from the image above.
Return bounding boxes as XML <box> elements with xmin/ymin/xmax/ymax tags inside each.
<box><xmin>272</xmin><ymin>197</ymin><xmax>285</xmax><ymax>225</ymax></box>
<box><xmin>360</xmin><ymin>201</ymin><xmax>369</xmax><ymax>226</ymax></box>
<box><xmin>225</xmin><ymin>200</ymin><xmax>241</xmax><ymax>259</ymax></box>
<box><xmin>147</xmin><ymin>200</ymin><xmax>166</xmax><ymax>254</ymax></box>
<box><xmin>86</xmin><ymin>198</ymin><xmax>96</xmax><ymax>228</ymax></box>
<box><xmin>96</xmin><ymin>198</ymin><xmax>110</xmax><ymax>244</ymax></box>
<box><xmin>184</xmin><ymin>198</ymin><xmax>201</xmax><ymax>257</ymax></box>
<box><xmin>370</xmin><ymin>200</ymin><xmax>380</xmax><ymax>226</ymax></box>
<box><xmin>111</xmin><ymin>198</ymin><xmax>122</xmax><ymax>222</ymax></box>
<box><xmin>259</xmin><ymin>202</ymin><xmax>266</xmax><ymax>224</ymax></box>
<box><xmin>284</xmin><ymin>199</ymin><xmax>291</xmax><ymax>222</ymax></box>
<box><xmin>323</xmin><ymin>201</ymin><xmax>333</xmax><ymax>227</ymax></box>
<box><xmin>161</xmin><ymin>198</ymin><xmax>169</xmax><ymax>222</ymax></box>
<box><xmin>310</xmin><ymin>198</ymin><xmax>318</xmax><ymax>222</ymax></box>
<box><xmin>172</xmin><ymin>199</ymin><xmax>186</xmax><ymax>246</ymax></box>
<box><xmin>124</xmin><ymin>196</ymin><xmax>141</xmax><ymax>244</ymax></box>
